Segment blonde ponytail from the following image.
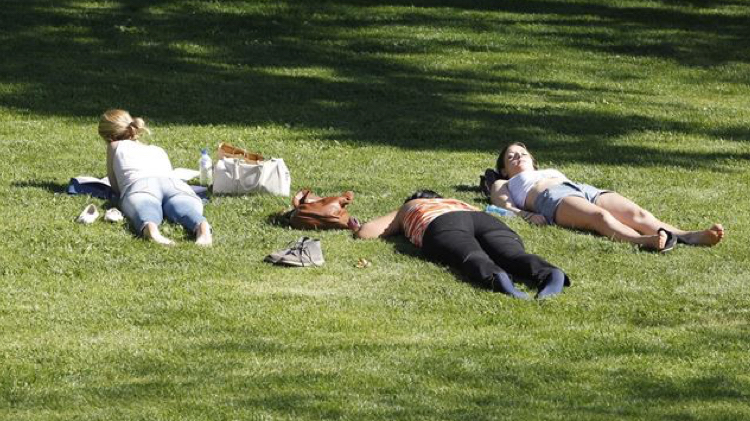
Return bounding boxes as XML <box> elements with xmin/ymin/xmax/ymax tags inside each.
<box><xmin>98</xmin><ymin>109</ymin><xmax>151</xmax><ymax>142</ymax></box>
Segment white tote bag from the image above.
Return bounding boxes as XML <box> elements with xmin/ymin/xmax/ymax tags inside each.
<box><xmin>213</xmin><ymin>158</ymin><xmax>290</xmax><ymax>196</ymax></box>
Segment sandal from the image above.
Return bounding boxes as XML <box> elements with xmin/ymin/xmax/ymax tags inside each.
<box><xmin>658</xmin><ymin>228</ymin><xmax>677</xmax><ymax>253</ymax></box>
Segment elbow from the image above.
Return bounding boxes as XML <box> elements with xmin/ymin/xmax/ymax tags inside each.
<box><xmin>355</xmin><ymin>224</ymin><xmax>382</xmax><ymax>240</ymax></box>
<box><xmin>355</xmin><ymin>229</ymin><xmax>374</xmax><ymax>240</ymax></box>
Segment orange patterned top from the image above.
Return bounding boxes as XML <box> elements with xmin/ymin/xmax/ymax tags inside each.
<box><xmin>402</xmin><ymin>199</ymin><xmax>479</xmax><ymax>247</ymax></box>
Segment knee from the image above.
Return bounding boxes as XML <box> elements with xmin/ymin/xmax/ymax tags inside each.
<box><xmin>590</xmin><ymin>208</ymin><xmax>614</xmax><ymax>227</ymax></box>
<box><xmin>631</xmin><ymin>208</ymin><xmax>654</xmax><ymax>224</ymax></box>
<box><xmin>462</xmin><ymin>250</ymin><xmax>491</xmax><ymax>265</ymax></box>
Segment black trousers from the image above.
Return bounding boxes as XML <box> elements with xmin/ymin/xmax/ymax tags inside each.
<box><xmin>421</xmin><ymin>211</ymin><xmax>568</xmax><ymax>288</ymax></box>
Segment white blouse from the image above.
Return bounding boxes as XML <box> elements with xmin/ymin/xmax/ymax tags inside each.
<box><xmin>112</xmin><ymin>140</ymin><xmax>173</xmax><ymax>194</ymax></box>
<box><xmin>507</xmin><ymin>169</ymin><xmax>569</xmax><ymax>208</ymax></box>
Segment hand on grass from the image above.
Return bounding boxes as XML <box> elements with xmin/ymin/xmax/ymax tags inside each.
<box><xmin>525</xmin><ymin>213</ymin><xmax>548</xmax><ymax>226</ymax></box>
<box><xmin>348</xmin><ymin>216</ymin><xmax>361</xmax><ymax>232</ymax></box>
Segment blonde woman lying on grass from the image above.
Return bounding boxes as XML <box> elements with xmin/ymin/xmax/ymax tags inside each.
<box><xmin>99</xmin><ymin>109</ymin><xmax>212</xmax><ymax>246</ymax></box>
<box><xmin>481</xmin><ymin>142</ymin><xmax>723</xmax><ymax>252</ymax></box>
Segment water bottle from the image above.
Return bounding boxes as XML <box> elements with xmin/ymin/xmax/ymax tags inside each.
<box><xmin>199</xmin><ymin>148</ymin><xmax>213</xmax><ymax>186</ymax></box>
<box><xmin>485</xmin><ymin>204</ymin><xmax>515</xmax><ymax>218</ymax></box>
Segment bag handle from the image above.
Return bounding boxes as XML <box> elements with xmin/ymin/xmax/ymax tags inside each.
<box><xmin>339</xmin><ymin>191</ymin><xmax>354</xmax><ymax>206</ymax></box>
<box><xmin>292</xmin><ymin>189</ymin><xmax>309</xmax><ymax>208</ymax></box>
<box><xmin>217</xmin><ymin>142</ymin><xmax>264</xmax><ymax>162</ymax></box>
<box><xmin>232</xmin><ymin>158</ymin><xmax>241</xmax><ymax>194</ymax></box>
<box><xmin>292</xmin><ymin>189</ymin><xmax>353</xmax><ymax>208</ymax></box>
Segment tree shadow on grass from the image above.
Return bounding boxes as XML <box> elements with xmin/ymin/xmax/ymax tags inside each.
<box><xmin>0</xmin><ymin>0</ymin><xmax>747</xmax><ymax>171</ymax></box>
<box><xmin>7</xmin><ymin>303</ymin><xmax>747</xmax><ymax>418</ymax></box>
<box><xmin>53</xmin><ymin>323</ymin><xmax>744</xmax><ymax>419</ymax></box>
<box><xmin>331</xmin><ymin>0</ymin><xmax>750</xmax><ymax>68</ymax></box>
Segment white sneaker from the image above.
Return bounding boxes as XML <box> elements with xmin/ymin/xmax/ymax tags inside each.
<box><xmin>76</xmin><ymin>204</ymin><xmax>100</xmax><ymax>224</ymax></box>
<box><xmin>104</xmin><ymin>208</ymin><xmax>124</xmax><ymax>223</ymax></box>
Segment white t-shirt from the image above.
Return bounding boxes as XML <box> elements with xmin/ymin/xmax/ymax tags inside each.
<box><xmin>113</xmin><ymin>140</ymin><xmax>173</xmax><ymax>194</ymax></box>
<box><xmin>507</xmin><ymin>169</ymin><xmax>569</xmax><ymax>208</ymax></box>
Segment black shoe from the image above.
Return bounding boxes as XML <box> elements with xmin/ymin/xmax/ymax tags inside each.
<box><xmin>657</xmin><ymin>228</ymin><xmax>677</xmax><ymax>253</ymax></box>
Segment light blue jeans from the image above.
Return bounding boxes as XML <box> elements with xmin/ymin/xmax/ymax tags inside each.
<box><xmin>120</xmin><ymin>177</ymin><xmax>206</xmax><ymax>234</ymax></box>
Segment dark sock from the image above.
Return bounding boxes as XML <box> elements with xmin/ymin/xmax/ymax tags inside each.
<box><xmin>492</xmin><ymin>272</ymin><xmax>529</xmax><ymax>300</ymax></box>
<box><xmin>537</xmin><ymin>269</ymin><xmax>566</xmax><ymax>299</ymax></box>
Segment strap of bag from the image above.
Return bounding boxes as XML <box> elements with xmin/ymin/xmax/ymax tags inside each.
<box><xmin>217</xmin><ymin>142</ymin><xmax>264</xmax><ymax>162</ymax></box>
<box><xmin>292</xmin><ymin>189</ymin><xmax>310</xmax><ymax>208</ymax></box>
<box><xmin>232</xmin><ymin>158</ymin><xmax>241</xmax><ymax>195</ymax></box>
<box><xmin>338</xmin><ymin>191</ymin><xmax>354</xmax><ymax>206</ymax></box>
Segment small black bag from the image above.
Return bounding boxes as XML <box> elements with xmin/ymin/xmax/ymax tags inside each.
<box><xmin>479</xmin><ymin>168</ymin><xmax>500</xmax><ymax>198</ymax></box>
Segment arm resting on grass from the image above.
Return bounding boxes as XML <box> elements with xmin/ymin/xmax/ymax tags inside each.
<box><xmin>490</xmin><ymin>179</ymin><xmax>546</xmax><ymax>225</ymax></box>
<box><xmin>355</xmin><ymin>209</ymin><xmax>404</xmax><ymax>239</ymax></box>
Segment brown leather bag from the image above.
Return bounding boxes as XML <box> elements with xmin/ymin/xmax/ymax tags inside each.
<box><xmin>289</xmin><ymin>189</ymin><xmax>353</xmax><ymax>230</ymax></box>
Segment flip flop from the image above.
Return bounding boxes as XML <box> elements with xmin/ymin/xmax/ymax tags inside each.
<box><xmin>658</xmin><ymin>228</ymin><xmax>677</xmax><ymax>253</ymax></box>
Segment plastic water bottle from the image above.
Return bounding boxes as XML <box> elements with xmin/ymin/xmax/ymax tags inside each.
<box><xmin>199</xmin><ymin>148</ymin><xmax>213</xmax><ymax>186</ymax></box>
<box><xmin>485</xmin><ymin>204</ymin><xmax>515</xmax><ymax>218</ymax></box>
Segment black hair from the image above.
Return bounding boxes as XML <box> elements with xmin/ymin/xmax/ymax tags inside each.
<box><xmin>404</xmin><ymin>190</ymin><xmax>443</xmax><ymax>203</ymax></box>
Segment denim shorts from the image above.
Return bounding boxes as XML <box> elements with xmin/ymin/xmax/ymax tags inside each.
<box><xmin>533</xmin><ymin>182</ymin><xmax>610</xmax><ymax>224</ymax></box>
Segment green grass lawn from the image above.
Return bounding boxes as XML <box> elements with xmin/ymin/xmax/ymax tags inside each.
<box><xmin>2</xmin><ymin>0</ymin><xmax>750</xmax><ymax>420</ymax></box>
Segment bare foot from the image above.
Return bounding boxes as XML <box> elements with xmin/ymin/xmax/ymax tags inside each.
<box><xmin>678</xmin><ymin>224</ymin><xmax>724</xmax><ymax>246</ymax></box>
<box><xmin>195</xmin><ymin>221</ymin><xmax>213</xmax><ymax>247</ymax></box>
<box><xmin>639</xmin><ymin>231</ymin><xmax>668</xmax><ymax>251</ymax></box>
<box><xmin>142</xmin><ymin>222</ymin><xmax>174</xmax><ymax>246</ymax></box>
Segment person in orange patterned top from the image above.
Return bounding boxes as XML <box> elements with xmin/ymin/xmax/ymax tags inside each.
<box><xmin>353</xmin><ymin>190</ymin><xmax>569</xmax><ymax>299</ymax></box>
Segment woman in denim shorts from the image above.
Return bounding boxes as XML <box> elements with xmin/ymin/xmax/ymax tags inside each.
<box><xmin>482</xmin><ymin>142</ymin><xmax>723</xmax><ymax>252</ymax></box>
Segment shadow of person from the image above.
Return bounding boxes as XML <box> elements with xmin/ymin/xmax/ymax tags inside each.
<box><xmin>12</xmin><ymin>180</ymin><xmax>68</xmax><ymax>194</ymax></box>
<box><xmin>451</xmin><ymin>185</ymin><xmax>491</xmax><ymax>207</ymax></box>
<box><xmin>266</xmin><ymin>209</ymin><xmax>294</xmax><ymax>228</ymax></box>
<box><xmin>453</xmin><ymin>183</ymin><xmax>482</xmax><ymax>194</ymax></box>
<box><xmin>13</xmin><ymin>179</ymin><xmax>124</xmax><ymax>215</ymax></box>
<box><xmin>382</xmin><ymin>235</ymin><xmax>495</xmax><ymax>292</ymax></box>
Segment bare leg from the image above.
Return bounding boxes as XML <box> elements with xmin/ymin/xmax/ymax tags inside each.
<box><xmin>142</xmin><ymin>222</ymin><xmax>174</xmax><ymax>246</ymax></box>
<box><xmin>554</xmin><ymin>196</ymin><xmax>668</xmax><ymax>250</ymax></box>
<box><xmin>195</xmin><ymin>221</ymin><xmax>213</xmax><ymax>247</ymax></box>
<box><xmin>596</xmin><ymin>193</ymin><xmax>724</xmax><ymax>246</ymax></box>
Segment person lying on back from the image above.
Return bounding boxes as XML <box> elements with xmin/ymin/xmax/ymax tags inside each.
<box><xmin>482</xmin><ymin>142</ymin><xmax>723</xmax><ymax>252</ymax></box>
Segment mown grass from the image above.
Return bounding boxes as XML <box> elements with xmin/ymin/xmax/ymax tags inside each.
<box><xmin>1</xmin><ymin>0</ymin><xmax>750</xmax><ymax>420</ymax></box>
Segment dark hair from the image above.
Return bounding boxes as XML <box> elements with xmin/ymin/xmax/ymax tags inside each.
<box><xmin>404</xmin><ymin>190</ymin><xmax>443</xmax><ymax>203</ymax></box>
<box><xmin>495</xmin><ymin>142</ymin><xmax>537</xmax><ymax>179</ymax></box>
